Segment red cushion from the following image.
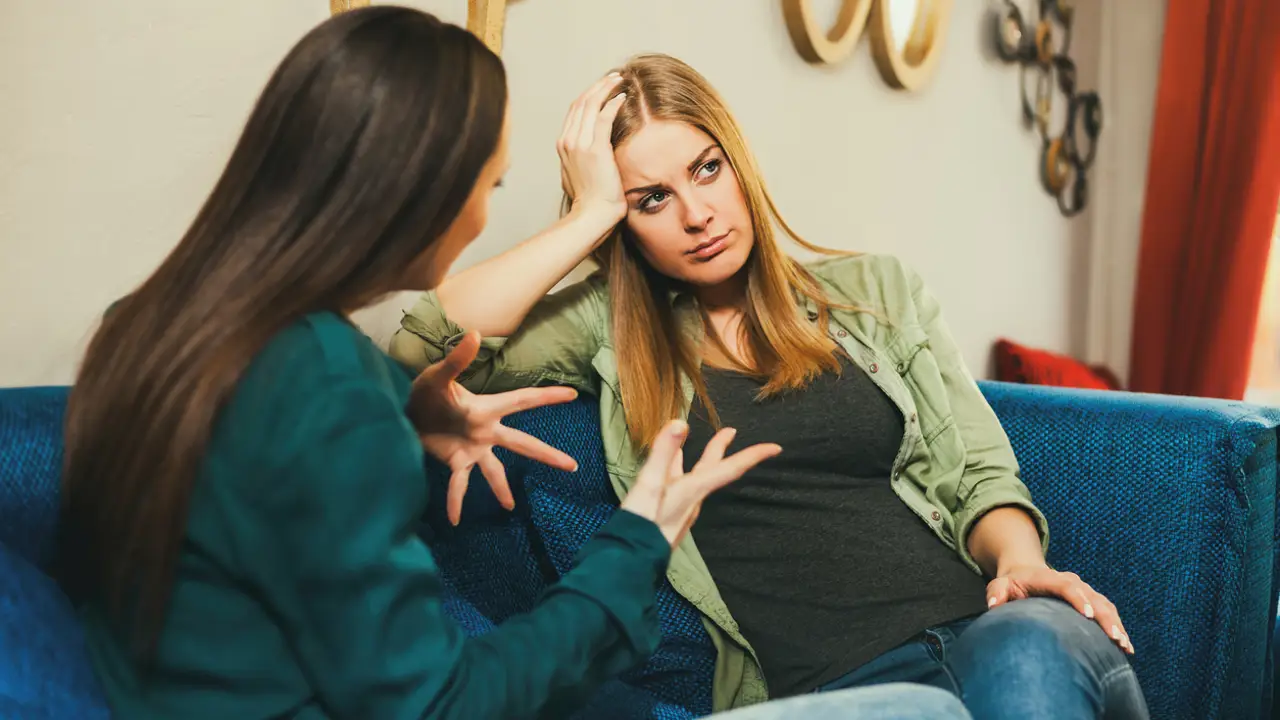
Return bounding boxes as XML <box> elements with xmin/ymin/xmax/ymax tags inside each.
<box><xmin>993</xmin><ymin>339</ymin><xmax>1121</xmax><ymax>390</ymax></box>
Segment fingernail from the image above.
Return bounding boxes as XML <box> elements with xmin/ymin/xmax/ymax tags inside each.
<box><xmin>670</xmin><ymin>420</ymin><xmax>688</xmax><ymax>436</ymax></box>
<box><xmin>1122</xmin><ymin>634</ymin><xmax>1132</xmax><ymax>652</ymax></box>
<box><xmin>987</xmin><ymin>596</ymin><xmax>997</xmax><ymax>608</ymax></box>
<box><xmin>1084</xmin><ymin>603</ymin><xmax>1095</xmax><ymax>619</ymax></box>
<box><xmin>1110</xmin><ymin>624</ymin><xmax>1120</xmax><ymax>640</ymax></box>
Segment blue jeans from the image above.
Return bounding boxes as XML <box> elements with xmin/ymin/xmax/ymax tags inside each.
<box><xmin>714</xmin><ymin>683</ymin><xmax>971</xmax><ymax>719</ymax></box>
<box><xmin>817</xmin><ymin>598</ymin><xmax>1149</xmax><ymax>719</ymax></box>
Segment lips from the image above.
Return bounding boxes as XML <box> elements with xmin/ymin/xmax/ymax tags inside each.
<box><xmin>689</xmin><ymin>231</ymin><xmax>731</xmax><ymax>260</ymax></box>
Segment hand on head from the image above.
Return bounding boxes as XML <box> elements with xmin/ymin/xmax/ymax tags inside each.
<box><xmin>558</xmin><ymin>74</ymin><xmax>628</xmax><ymax>224</ymax></box>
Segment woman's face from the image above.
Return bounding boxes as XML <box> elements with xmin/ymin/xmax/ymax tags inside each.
<box><xmin>412</xmin><ymin>109</ymin><xmax>511</xmax><ymax>290</ymax></box>
<box><xmin>614</xmin><ymin>121</ymin><xmax>754</xmax><ymax>289</ymax></box>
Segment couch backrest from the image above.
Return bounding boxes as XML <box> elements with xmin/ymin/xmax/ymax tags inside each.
<box><xmin>0</xmin><ymin>387</ymin><xmax>713</xmax><ymax>718</ymax></box>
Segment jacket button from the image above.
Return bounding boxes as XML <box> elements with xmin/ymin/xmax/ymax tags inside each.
<box><xmin>807</xmin><ymin>311</ymin><xmax>819</xmax><ymax>321</ymax></box>
<box><xmin>910</xmin><ymin>413</ymin><xmax>917</xmax><ymax>423</ymax></box>
<box><xmin>837</xmin><ymin>330</ymin><xmax>848</xmax><ymax>338</ymax></box>
<box><xmin>931</xmin><ymin>511</ymin><xmax>941</xmax><ymax>522</ymax></box>
<box><xmin>869</xmin><ymin>363</ymin><xmax>879</xmax><ymax>373</ymax></box>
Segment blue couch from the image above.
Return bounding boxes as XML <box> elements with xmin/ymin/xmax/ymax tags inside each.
<box><xmin>1</xmin><ymin>383</ymin><xmax>1278</xmax><ymax>720</ymax></box>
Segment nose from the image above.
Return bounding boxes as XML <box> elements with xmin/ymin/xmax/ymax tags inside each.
<box><xmin>682</xmin><ymin>195</ymin><xmax>714</xmax><ymax>233</ymax></box>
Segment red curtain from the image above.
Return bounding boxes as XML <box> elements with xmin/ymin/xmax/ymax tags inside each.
<box><xmin>1128</xmin><ymin>0</ymin><xmax>1280</xmax><ymax>400</ymax></box>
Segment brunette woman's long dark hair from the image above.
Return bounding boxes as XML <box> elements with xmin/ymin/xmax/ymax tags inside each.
<box><xmin>57</xmin><ymin>6</ymin><xmax>506</xmax><ymax>655</ymax></box>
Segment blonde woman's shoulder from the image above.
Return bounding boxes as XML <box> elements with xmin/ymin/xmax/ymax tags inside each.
<box><xmin>804</xmin><ymin>252</ymin><xmax>919</xmax><ymax>300</ymax></box>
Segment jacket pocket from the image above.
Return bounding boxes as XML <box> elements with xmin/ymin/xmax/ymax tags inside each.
<box><xmin>887</xmin><ymin>324</ymin><xmax>953</xmax><ymax>449</ymax></box>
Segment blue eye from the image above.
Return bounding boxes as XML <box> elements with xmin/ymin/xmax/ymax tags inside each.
<box><xmin>696</xmin><ymin>159</ymin><xmax>722</xmax><ymax>181</ymax></box>
<box><xmin>639</xmin><ymin>191</ymin><xmax>669</xmax><ymax>213</ymax></box>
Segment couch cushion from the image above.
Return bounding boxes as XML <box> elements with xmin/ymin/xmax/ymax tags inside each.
<box><xmin>0</xmin><ymin>539</ymin><xmax>109</xmax><ymax>719</ymax></box>
<box><xmin>0</xmin><ymin>387</ymin><xmax>68</xmax><ymax>569</ymax></box>
<box><xmin>993</xmin><ymin>339</ymin><xmax>1121</xmax><ymax>390</ymax></box>
<box><xmin>511</xmin><ymin>400</ymin><xmax>715</xmax><ymax>718</ymax></box>
<box><xmin>422</xmin><ymin>399</ymin><xmax>714</xmax><ymax>719</ymax></box>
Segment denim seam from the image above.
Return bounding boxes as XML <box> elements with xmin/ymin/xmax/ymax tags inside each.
<box><xmin>1099</xmin><ymin>663</ymin><xmax>1137</xmax><ymax>691</ymax></box>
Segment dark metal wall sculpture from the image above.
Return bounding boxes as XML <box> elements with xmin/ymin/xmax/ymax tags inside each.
<box><xmin>993</xmin><ymin>0</ymin><xmax>1102</xmax><ymax>218</ymax></box>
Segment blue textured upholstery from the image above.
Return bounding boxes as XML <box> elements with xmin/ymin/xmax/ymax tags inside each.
<box><xmin>1</xmin><ymin>382</ymin><xmax>1278</xmax><ymax>720</ymax></box>
<box><xmin>0</xmin><ymin>386</ymin><xmax>65</xmax><ymax>568</ymax></box>
<box><xmin>981</xmin><ymin>382</ymin><xmax>1280</xmax><ymax>720</ymax></box>
<box><xmin>0</xmin><ymin>516</ymin><xmax>109</xmax><ymax>719</ymax></box>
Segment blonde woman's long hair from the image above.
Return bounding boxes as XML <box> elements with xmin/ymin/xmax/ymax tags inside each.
<box><xmin>584</xmin><ymin>54</ymin><xmax>851</xmax><ymax>450</ymax></box>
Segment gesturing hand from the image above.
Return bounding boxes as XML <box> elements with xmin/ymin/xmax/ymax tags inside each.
<box><xmin>621</xmin><ymin>420</ymin><xmax>781</xmax><ymax>547</ymax></box>
<box><xmin>408</xmin><ymin>331</ymin><xmax>580</xmax><ymax>526</ymax></box>
<box><xmin>558</xmin><ymin>73</ymin><xmax>627</xmax><ymax>223</ymax></box>
<box><xmin>987</xmin><ymin>564</ymin><xmax>1135</xmax><ymax>655</ymax></box>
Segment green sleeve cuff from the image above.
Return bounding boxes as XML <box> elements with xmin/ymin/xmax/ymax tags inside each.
<box><xmin>391</xmin><ymin>290</ymin><xmax>508</xmax><ymax>373</ymax></box>
<box><xmin>952</xmin><ymin>483</ymin><xmax>1051</xmax><ymax>575</ymax></box>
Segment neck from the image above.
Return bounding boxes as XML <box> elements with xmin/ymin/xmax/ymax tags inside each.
<box><xmin>694</xmin><ymin>271</ymin><xmax>748</xmax><ymax>313</ymax></box>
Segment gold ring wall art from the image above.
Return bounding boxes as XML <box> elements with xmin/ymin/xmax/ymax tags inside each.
<box><xmin>992</xmin><ymin>0</ymin><xmax>1102</xmax><ymax>217</ymax></box>
<box><xmin>331</xmin><ymin>1</ymin><xmax>947</xmax><ymax>91</ymax></box>
<box><xmin>783</xmin><ymin>0</ymin><xmax>954</xmax><ymax>91</ymax></box>
<box><xmin>329</xmin><ymin>0</ymin><xmax>368</xmax><ymax>15</ymax></box>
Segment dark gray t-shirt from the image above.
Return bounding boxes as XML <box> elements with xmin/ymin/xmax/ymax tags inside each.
<box><xmin>685</xmin><ymin>354</ymin><xmax>988</xmax><ymax>697</ymax></box>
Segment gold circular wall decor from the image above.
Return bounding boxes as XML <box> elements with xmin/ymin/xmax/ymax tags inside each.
<box><xmin>867</xmin><ymin>0</ymin><xmax>953</xmax><ymax>91</ymax></box>
<box><xmin>1034</xmin><ymin>20</ymin><xmax>1054</xmax><ymax>64</ymax></box>
<box><xmin>1042</xmin><ymin>138</ymin><xmax>1071</xmax><ymax>195</ymax></box>
<box><xmin>782</xmin><ymin>0</ymin><xmax>875</xmax><ymax>66</ymax></box>
<box><xmin>330</xmin><ymin>0</ymin><xmax>369</xmax><ymax>16</ymax></box>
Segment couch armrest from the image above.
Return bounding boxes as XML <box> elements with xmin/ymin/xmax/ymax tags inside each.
<box><xmin>979</xmin><ymin>381</ymin><xmax>1280</xmax><ymax>720</ymax></box>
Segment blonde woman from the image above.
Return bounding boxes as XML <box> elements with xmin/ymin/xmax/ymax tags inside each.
<box><xmin>391</xmin><ymin>55</ymin><xmax>1148</xmax><ymax>719</ymax></box>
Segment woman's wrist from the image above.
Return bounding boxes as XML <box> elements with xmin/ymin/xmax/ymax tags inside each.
<box><xmin>565</xmin><ymin>200</ymin><xmax>624</xmax><ymax>244</ymax></box>
<box><xmin>969</xmin><ymin>506</ymin><xmax>1047</xmax><ymax>577</ymax></box>
<box><xmin>995</xmin><ymin>556</ymin><xmax>1050</xmax><ymax>578</ymax></box>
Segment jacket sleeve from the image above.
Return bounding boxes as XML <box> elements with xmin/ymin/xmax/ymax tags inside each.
<box><xmin>388</xmin><ymin>275</ymin><xmax>607</xmax><ymax>395</ymax></box>
<box><xmin>899</xmin><ymin>259</ymin><xmax>1051</xmax><ymax>573</ymax></box>
<box><xmin>247</xmin><ymin>380</ymin><xmax>669</xmax><ymax>719</ymax></box>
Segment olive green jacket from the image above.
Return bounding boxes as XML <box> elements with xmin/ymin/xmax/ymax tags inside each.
<box><xmin>389</xmin><ymin>253</ymin><xmax>1049</xmax><ymax>711</ymax></box>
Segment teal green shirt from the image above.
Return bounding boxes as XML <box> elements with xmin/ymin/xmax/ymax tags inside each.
<box><xmin>80</xmin><ymin>312</ymin><xmax>671</xmax><ymax>719</ymax></box>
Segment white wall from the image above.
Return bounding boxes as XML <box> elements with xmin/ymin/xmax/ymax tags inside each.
<box><xmin>0</xmin><ymin>0</ymin><xmax>1151</xmax><ymax>386</ymax></box>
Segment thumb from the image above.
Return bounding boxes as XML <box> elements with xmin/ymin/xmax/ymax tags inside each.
<box><xmin>986</xmin><ymin>577</ymin><xmax>1011</xmax><ymax>609</ymax></box>
<box><xmin>418</xmin><ymin>331</ymin><xmax>481</xmax><ymax>387</ymax></box>
<box><xmin>636</xmin><ymin>420</ymin><xmax>689</xmax><ymax>490</ymax></box>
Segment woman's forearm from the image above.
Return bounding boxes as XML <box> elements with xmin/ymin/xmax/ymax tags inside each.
<box><xmin>966</xmin><ymin>506</ymin><xmax>1046</xmax><ymax>577</ymax></box>
<box><xmin>436</xmin><ymin>205</ymin><xmax>618</xmax><ymax>338</ymax></box>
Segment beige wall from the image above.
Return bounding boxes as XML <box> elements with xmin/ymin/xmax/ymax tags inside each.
<box><xmin>0</xmin><ymin>0</ymin><xmax>1152</xmax><ymax>386</ymax></box>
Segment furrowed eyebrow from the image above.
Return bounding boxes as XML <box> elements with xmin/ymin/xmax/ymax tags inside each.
<box><xmin>624</xmin><ymin>144</ymin><xmax>721</xmax><ymax>197</ymax></box>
